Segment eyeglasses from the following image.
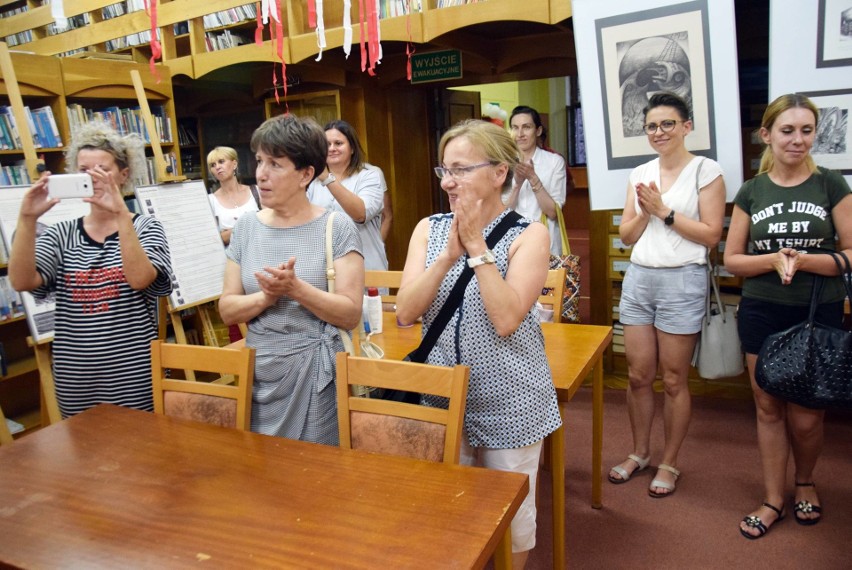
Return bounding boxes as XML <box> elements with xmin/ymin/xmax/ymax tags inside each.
<box><xmin>434</xmin><ymin>162</ymin><xmax>494</xmax><ymax>180</ymax></box>
<box><xmin>642</xmin><ymin>120</ymin><xmax>685</xmax><ymax>135</ymax></box>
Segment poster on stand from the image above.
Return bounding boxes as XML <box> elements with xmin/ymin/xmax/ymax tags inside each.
<box><xmin>0</xmin><ymin>186</ymin><xmax>90</xmax><ymax>342</ymax></box>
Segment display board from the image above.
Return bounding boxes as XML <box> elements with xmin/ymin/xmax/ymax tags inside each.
<box><xmin>0</xmin><ymin>186</ymin><xmax>90</xmax><ymax>342</ymax></box>
<box><xmin>135</xmin><ymin>180</ymin><xmax>225</xmax><ymax>311</ymax></box>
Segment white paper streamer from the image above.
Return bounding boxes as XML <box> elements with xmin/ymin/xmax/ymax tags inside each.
<box><xmin>261</xmin><ymin>0</ymin><xmax>270</xmax><ymax>24</ymax></box>
<box><xmin>343</xmin><ymin>0</ymin><xmax>353</xmax><ymax>58</ymax></box>
<box><xmin>315</xmin><ymin>0</ymin><xmax>326</xmax><ymax>62</ymax></box>
<box><xmin>51</xmin><ymin>0</ymin><xmax>68</xmax><ymax>31</ymax></box>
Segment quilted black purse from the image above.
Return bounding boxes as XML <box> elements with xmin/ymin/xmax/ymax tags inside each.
<box><xmin>755</xmin><ymin>251</ymin><xmax>852</xmax><ymax>410</ymax></box>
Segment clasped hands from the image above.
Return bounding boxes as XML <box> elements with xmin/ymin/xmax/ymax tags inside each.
<box><xmin>773</xmin><ymin>248</ymin><xmax>806</xmax><ymax>285</ymax></box>
<box><xmin>256</xmin><ymin>256</ymin><xmax>300</xmax><ymax>304</ymax></box>
<box><xmin>514</xmin><ymin>159</ymin><xmax>540</xmax><ymax>189</ymax></box>
<box><xmin>634</xmin><ymin>181</ymin><xmax>668</xmax><ymax>219</ymax></box>
<box><xmin>444</xmin><ymin>196</ymin><xmax>489</xmax><ymax>263</ymax></box>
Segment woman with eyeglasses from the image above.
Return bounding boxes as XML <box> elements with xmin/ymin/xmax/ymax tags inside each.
<box><xmin>397</xmin><ymin>119</ymin><xmax>561</xmax><ymax>569</ymax></box>
<box><xmin>307</xmin><ymin>120</ymin><xmax>388</xmax><ymax>271</ymax></box>
<box><xmin>608</xmin><ymin>92</ymin><xmax>726</xmax><ymax>498</ymax></box>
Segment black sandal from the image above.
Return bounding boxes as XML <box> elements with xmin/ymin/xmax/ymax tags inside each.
<box><xmin>740</xmin><ymin>502</ymin><xmax>785</xmax><ymax>540</ymax></box>
<box><xmin>794</xmin><ymin>482</ymin><xmax>822</xmax><ymax>526</ymax></box>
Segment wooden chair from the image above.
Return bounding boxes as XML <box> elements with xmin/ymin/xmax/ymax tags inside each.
<box><xmin>151</xmin><ymin>340</ymin><xmax>255</xmax><ymax>430</ymax></box>
<box><xmin>364</xmin><ymin>270</ymin><xmax>404</xmax><ymax>309</ymax></box>
<box><xmin>336</xmin><ymin>353</ymin><xmax>470</xmax><ymax>464</ymax></box>
<box><xmin>539</xmin><ymin>267</ymin><xmax>567</xmax><ymax>323</ymax></box>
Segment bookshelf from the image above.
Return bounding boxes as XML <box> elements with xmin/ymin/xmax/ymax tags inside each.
<box><xmin>0</xmin><ymin>52</ymin><xmax>66</xmax><ymax>184</ymax></box>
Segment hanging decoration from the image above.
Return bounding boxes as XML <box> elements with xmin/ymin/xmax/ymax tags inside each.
<box><xmin>358</xmin><ymin>0</ymin><xmax>382</xmax><ymax>75</ymax></box>
<box><xmin>314</xmin><ymin>0</ymin><xmax>327</xmax><ymax>62</ymax></box>
<box><xmin>308</xmin><ymin>0</ymin><xmax>317</xmax><ymax>28</ymax></box>
<box><xmin>405</xmin><ymin>0</ymin><xmax>415</xmax><ymax>80</ymax></box>
<box><xmin>144</xmin><ymin>0</ymin><xmax>162</xmax><ymax>81</ymax></box>
<box><xmin>256</xmin><ymin>0</ymin><xmax>288</xmax><ymax>106</ymax></box>
<box><xmin>343</xmin><ymin>0</ymin><xmax>353</xmax><ymax>59</ymax></box>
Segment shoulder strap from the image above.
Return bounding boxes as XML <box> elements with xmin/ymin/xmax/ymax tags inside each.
<box><xmin>694</xmin><ymin>157</ymin><xmax>706</xmax><ymax>194</ymax></box>
<box><xmin>249</xmin><ymin>184</ymin><xmax>261</xmax><ymax>209</ymax></box>
<box><xmin>407</xmin><ymin>210</ymin><xmax>522</xmax><ymax>363</ymax></box>
<box><xmin>325</xmin><ymin>212</ymin><xmax>356</xmax><ymax>355</ymax></box>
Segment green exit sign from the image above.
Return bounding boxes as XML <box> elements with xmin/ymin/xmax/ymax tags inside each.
<box><xmin>410</xmin><ymin>50</ymin><xmax>463</xmax><ymax>84</ymax></box>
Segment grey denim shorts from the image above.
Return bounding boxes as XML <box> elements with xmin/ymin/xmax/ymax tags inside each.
<box><xmin>618</xmin><ymin>263</ymin><xmax>707</xmax><ymax>334</ymax></box>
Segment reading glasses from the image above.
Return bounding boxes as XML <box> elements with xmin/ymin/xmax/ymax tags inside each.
<box><xmin>434</xmin><ymin>162</ymin><xmax>495</xmax><ymax>180</ymax></box>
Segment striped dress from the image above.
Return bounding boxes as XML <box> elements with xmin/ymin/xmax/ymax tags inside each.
<box><xmin>227</xmin><ymin>210</ymin><xmax>361</xmax><ymax>445</ymax></box>
<box><xmin>32</xmin><ymin>215</ymin><xmax>173</xmax><ymax>418</ymax></box>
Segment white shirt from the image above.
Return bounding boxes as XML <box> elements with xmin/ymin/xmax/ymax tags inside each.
<box><xmin>502</xmin><ymin>146</ymin><xmax>567</xmax><ymax>255</ymax></box>
<box><xmin>628</xmin><ymin>156</ymin><xmax>723</xmax><ymax>267</ymax></box>
<box><xmin>307</xmin><ymin>163</ymin><xmax>388</xmax><ymax>271</ymax></box>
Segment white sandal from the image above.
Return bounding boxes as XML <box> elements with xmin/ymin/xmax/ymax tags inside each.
<box><xmin>649</xmin><ymin>463</ymin><xmax>680</xmax><ymax>498</ymax></box>
<box><xmin>608</xmin><ymin>454</ymin><xmax>650</xmax><ymax>484</ymax></box>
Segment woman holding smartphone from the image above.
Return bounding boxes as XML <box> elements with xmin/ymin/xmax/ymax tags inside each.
<box><xmin>8</xmin><ymin>121</ymin><xmax>173</xmax><ymax>418</ymax></box>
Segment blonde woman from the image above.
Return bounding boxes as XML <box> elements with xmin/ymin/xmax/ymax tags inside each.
<box><xmin>726</xmin><ymin>94</ymin><xmax>852</xmax><ymax>539</ymax></box>
<box><xmin>207</xmin><ymin>146</ymin><xmax>259</xmax><ymax>245</ymax></box>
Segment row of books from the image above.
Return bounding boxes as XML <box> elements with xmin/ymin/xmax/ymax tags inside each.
<box><xmin>177</xmin><ymin>123</ymin><xmax>199</xmax><ymax>146</ymax></box>
<box><xmin>0</xmin><ymin>163</ymin><xmax>31</xmax><ymax>187</ymax></box>
<box><xmin>206</xmin><ymin>30</ymin><xmax>251</xmax><ymax>52</ymax></box>
<box><xmin>380</xmin><ymin>0</ymin><xmax>423</xmax><ymax>18</ymax></box>
<box><xmin>436</xmin><ymin>0</ymin><xmax>484</xmax><ymax>7</ymax></box>
<box><xmin>0</xmin><ymin>106</ymin><xmax>64</xmax><ymax>151</ymax></box>
<box><xmin>46</xmin><ymin>13</ymin><xmax>91</xmax><ymax>37</ymax></box>
<box><xmin>105</xmin><ymin>29</ymin><xmax>160</xmax><ymax>52</ymax></box>
<box><xmin>1</xmin><ymin>5</ymin><xmax>30</xmax><ymax>46</ymax></box>
<box><xmin>203</xmin><ymin>4</ymin><xmax>257</xmax><ymax>31</ymax></box>
<box><xmin>66</xmin><ymin>103</ymin><xmax>173</xmax><ymax>144</ymax></box>
<box><xmin>0</xmin><ymin>277</ymin><xmax>25</xmax><ymax>323</ymax></box>
<box><xmin>133</xmin><ymin>152</ymin><xmax>179</xmax><ymax>187</ymax></box>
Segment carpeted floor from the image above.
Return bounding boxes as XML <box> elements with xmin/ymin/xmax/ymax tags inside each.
<box><xmin>526</xmin><ymin>386</ymin><xmax>852</xmax><ymax>569</ymax></box>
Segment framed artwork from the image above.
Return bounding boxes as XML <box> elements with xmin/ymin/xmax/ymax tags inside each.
<box><xmin>573</xmin><ymin>0</ymin><xmax>741</xmax><ymax>210</ymax></box>
<box><xmin>802</xmin><ymin>88</ymin><xmax>852</xmax><ymax>174</ymax></box>
<box><xmin>816</xmin><ymin>0</ymin><xmax>852</xmax><ymax>69</ymax></box>
<box><xmin>595</xmin><ymin>0</ymin><xmax>715</xmax><ymax>170</ymax></box>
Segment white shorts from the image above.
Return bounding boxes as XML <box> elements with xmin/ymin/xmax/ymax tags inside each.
<box><xmin>460</xmin><ymin>434</ymin><xmax>544</xmax><ymax>553</ymax></box>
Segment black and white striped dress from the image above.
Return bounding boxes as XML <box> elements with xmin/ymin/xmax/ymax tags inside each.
<box><xmin>227</xmin><ymin>210</ymin><xmax>361</xmax><ymax>445</ymax></box>
<box><xmin>32</xmin><ymin>215</ymin><xmax>173</xmax><ymax>418</ymax></box>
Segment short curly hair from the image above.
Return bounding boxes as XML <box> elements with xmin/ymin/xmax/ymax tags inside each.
<box><xmin>64</xmin><ymin>121</ymin><xmax>146</xmax><ymax>193</ymax></box>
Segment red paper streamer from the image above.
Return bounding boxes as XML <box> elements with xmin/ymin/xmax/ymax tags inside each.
<box><xmin>366</xmin><ymin>0</ymin><xmax>379</xmax><ymax>76</ymax></box>
<box><xmin>308</xmin><ymin>0</ymin><xmax>317</xmax><ymax>29</ymax></box>
<box><xmin>145</xmin><ymin>0</ymin><xmax>162</xmax><ymax>82</ymax></box>
<box><xmin>406</xmin><ymin>0</ymin><xmax>415</xmax><ymax>81</ymax></box>
<box><xmin>358</xmin><ymin>0</ymin><xmax>368</xmax><ymax>73</ymax></box>
<box><xmin>255</xmin><ymin>2</ymin><xmax>263</xmax><ymax>45</ymax></box>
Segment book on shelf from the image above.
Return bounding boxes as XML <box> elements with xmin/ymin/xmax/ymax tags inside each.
<box><xmin>380</xmin><ymin>0</ymin><xmax>422</xmax><ymax>18</ymax></box>
<box><xmin>66</xmin><ymin>103</ymin><xmax>172</xmax><ymax>144</ymax></box>
<box><xmin>0</xmin><ymin>163</ymin><xmax>31</xmax><ymax>186</ymax></box>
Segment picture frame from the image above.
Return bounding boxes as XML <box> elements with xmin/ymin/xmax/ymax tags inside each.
<box><xmin>801</xmin><ymin>88</ymin><xmax>852</xmax><ymax>174</ymax></box>
<box><xmin>595</xmin><ymin>0</ymin><xmax>716</xmax><ymax>170</ymax></box>
<box><xmin>816</xmin><ymin>0</ymin><xmax>852</xmax><ymax>69</ymax></box>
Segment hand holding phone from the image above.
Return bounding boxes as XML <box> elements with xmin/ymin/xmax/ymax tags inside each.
<box><xmin>47</xmin><ymin>173</ymin><xmax>94</xmax><ymax>199</ymax></box>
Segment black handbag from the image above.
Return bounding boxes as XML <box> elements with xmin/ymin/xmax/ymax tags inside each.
<box><xmin>755</xmin><ymin>251</ymin><xmax>852</xmax><ymax>410</ymax></box>
<box><xmin>379</xmin><ymin>211</ymin><xmax>523</xmax><ymax>403</ymax></box>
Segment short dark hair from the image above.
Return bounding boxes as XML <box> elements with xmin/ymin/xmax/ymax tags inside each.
<box><xmin>324</xmin><ymin>119</ymin><xmax>365</xmax><ymax>177</ymax></box>
<box><xmin>510</xmin><ymin>105</ymin><xmax>543</xmax><ymax>129</ymax></box>
<box><xmin>250</xmin><ymin>115</ymin><xmax>327</xmax><ymax>182</ymax></box>
<box><xmin>643</xmin><ymin>92</ymin><xmax>691</xmax><ymax>122</ymax></box>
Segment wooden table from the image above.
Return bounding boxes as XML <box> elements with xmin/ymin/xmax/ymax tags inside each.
<box><xmin>0</xmin><ymin>404</ymin><xmax>528</xmax><ymax>569</ymax></box>
<box><xmin>373</xmin><ymin>312</ymin><xmax>613</xmax><ymax>570</ymax></box>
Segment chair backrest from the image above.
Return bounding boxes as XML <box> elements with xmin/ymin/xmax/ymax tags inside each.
<box><xmin>151</xmin><ymin>340</ymin><xmax>255</xmax><ymax>430</ymax></box>
<box><xmin>364</xmin><ymin>270</ymin><xmax>404</xmax><ymax>308</ymax></box>
<box><xmin>336</xmin><ymin>353</ymin><xmax>470</xmax><ymax>464</ymax></box>
<box><xmin>539</xmin><ymin>268</ymin><xmax>566</xmax><ymax>323</ymax></box>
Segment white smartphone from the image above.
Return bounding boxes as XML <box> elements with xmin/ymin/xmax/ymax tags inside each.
<box><xmin>48</xmin><ymin>173</ymin><xmax>94</xmax><ymax>199</ymax></box>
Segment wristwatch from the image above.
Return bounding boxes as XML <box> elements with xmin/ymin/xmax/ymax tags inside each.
<box><xmin>467</xmin><ymin>249</ymin><xmax>496</xmax><ymax>268</ymax></box>
<box><xmin>664</xmin><ymin>209</ymin><xmax>676</xmax><ymax>226</ymax></box>
<box><xmin>320</xmin><ymin>173</ymin><xmax>336</xmax><ymax>187</ymax></box>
